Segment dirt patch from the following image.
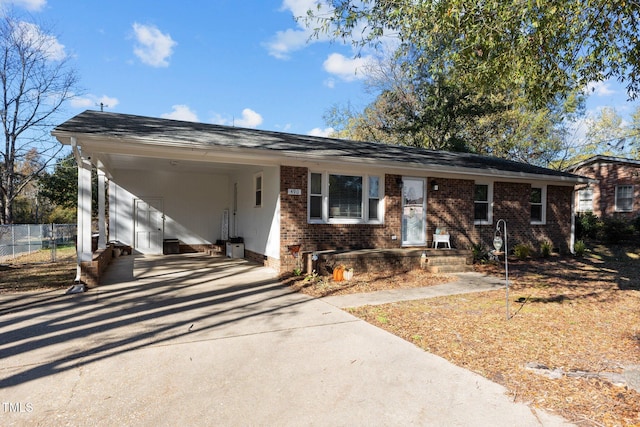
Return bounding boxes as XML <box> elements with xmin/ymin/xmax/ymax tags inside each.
<box><xmin>345</xmin><ymin>246</ymin><xmax>640</xmax><ymax>426</ymax></box>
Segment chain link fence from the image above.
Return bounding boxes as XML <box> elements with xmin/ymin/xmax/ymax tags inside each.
<box><xmin>0</xmin><ymin>224</ymin><xmax>77</xmax><ymax>263</ymax></box>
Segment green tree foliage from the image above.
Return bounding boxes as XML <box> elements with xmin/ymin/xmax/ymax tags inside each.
<box><xmin>0</xmin><ymin>11</ymin><xmax>79</xmax><ymax>223</ymax></box>
<box><xmin>309</xmin><ymin>1</ymin><xmax>640</xmax><ymax>107</ymax></box>
<box><xmin>39</xmin><ymin>152</ymin><xmax>99</xmax><ymax>221</ymax></box>
<box><xmin>326</xmin><ymin>55</ymin><xmax>583</xmax><ymax>166</ymax></box>
<box><xmin>39</xmin><ymin>153</ymin><xmax>77</xmax><ymax>210</ymax></box>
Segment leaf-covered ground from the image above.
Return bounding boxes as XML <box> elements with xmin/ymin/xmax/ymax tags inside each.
<box><xmin>0</xmin><ymin>246</ymin><xmax>76</xmax><ymax>293</ymax></box>
<box><xmin>289</xmin><ymin>268</ymin><xmax>456</xmax><ymax>297</ymax></box>
<box><xmin>342</xmin><ymin>245</ymin><xmax>640</xmax><ymax>426</ymax></box>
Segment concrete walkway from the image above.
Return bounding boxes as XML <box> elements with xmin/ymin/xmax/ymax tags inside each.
<box><xmin>0</xmin><ymin>254</ymin><xmax>572</xmax><ymax>426</ymax></box>
<box><xmin>322</xmin><ymin>272</ymin><xmax>506</xmax><ymax>308</ymax></box>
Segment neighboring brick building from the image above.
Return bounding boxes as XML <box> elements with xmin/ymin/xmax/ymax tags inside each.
<box><xmin>566</xmin><ymin>156</ymin><xmax>640</xmax><ymax>220</ymax></box>
<box><xmin>54</xmin><ymin>110</ymin><xmax>590</xmax><ymax>277</ymax></box>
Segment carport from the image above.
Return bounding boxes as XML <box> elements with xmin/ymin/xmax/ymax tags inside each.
<box><xmin>52</xmin><ymin>111</ymin><xmax>283</xmax><ymax>286</ymax></box>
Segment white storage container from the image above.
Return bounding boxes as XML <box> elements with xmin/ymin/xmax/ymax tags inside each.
<box><xmin>226</xmin><ymin>242</ymin><xmax>244</xmax><ymax>258</ymax></box>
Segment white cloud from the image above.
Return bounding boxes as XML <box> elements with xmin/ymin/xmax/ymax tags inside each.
<box><xmin>265</xmin><ymin>0</ymin><xmax>333</xmax><ymax>59</ymax></box>
<box><xmin>161</xmin><ymin>105</ymin><xmax>198</xmax><ymax>122</ymax></box>
<box><xmin>234</xmin><ymin>108</ymin><xmax>263</xmax><ymax>128</ymax></box>
<box><xmin>584</xmin><ymin>81</ymin><xmax>615</xmax><ymax>97</ymax></box>
<box><xmin>211</xmin><ymin>108</ymin><xmax>263</xmax><ymax>128</ymax></box>
<box><xmin>280</xmin><ymin>0</ymin><xmax>318</xmax><ymax>17</ymax></box>
<box><xmin>13</xmin><ymin>21</ymin><xmax>66</xmax><ymax>61</ymax></box>
<box><xmin>70</xmin><ymin>94</ymin><xmax>119</xmax><ymax>110</ymax></box>
<box><xmin>132</xmin><ymin>23</ymin><xmax>176</xmax><ymax>67</ymax></box>
<box><xmin>265</xmin><ymin>28</ymin><xmax>311</xmax><ymax>60</ymax></box>
<box><xmin>323</xmin><ymin>53</ymin><xmax>373</xmax><ymax>81</ymax></box>
<box><xmin>0</xmin><ymin>0</ymin><xmax>46</xmax><ymax>11</ymax></box>
<box><xmin>210</xmin><ymin>113</ymin><xmax>229</xmax><ymax>126</ymax></box>
<box><xmin>308</xmin><ymin>127</ymin><xmax>335</xmax><ymax>137</ymax></box>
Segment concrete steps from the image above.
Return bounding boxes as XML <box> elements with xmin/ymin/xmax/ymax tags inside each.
<box><xmin>424</xmin><ymin>250</ymin><xmax>474</xmax><ymax>273</ymax></box>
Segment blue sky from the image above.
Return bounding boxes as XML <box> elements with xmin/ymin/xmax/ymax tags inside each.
<box><xmin>2</xmin><ymin>0</ymin><xmax>638</xmax><ymax>140</ymax></box>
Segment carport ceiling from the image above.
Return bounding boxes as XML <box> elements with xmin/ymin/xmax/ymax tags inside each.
<box><xmin>98</xmin><ymin>152</ymin><xmax>246</xmax><ymax>174</ymax></box>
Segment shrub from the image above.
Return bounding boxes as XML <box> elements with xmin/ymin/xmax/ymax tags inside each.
<box><xmin>576</xmin><ymin>212</ymin><xmax>602</xmax><ymax>240</ymax></box>
<box><xmin>540</xmin><ymin>240</ymin><xmax>553</xmax><ymax>258</ymax></box>
<box><xmin>574</xmin><ymin>240</ymin><xmax>586</xmax><ymax>257</ymax></box>
<box><xmin>513</xmin><ymin>243</ymin><xmax>532</xmax><ymax>260</ymax></box>
<box><xmin>633</xmin><ymin>215</ymin><xmax>640</xmax><ymax>233</ymax></box>
<box><xmin>599</xmin><ymin>217</ymin><xmax>634</xmax><ymax>243</ymax></box>
<box><xmin>471</xmin><ymin>243</ymin><xmax>490</xmax><ymax>264</ymax></box>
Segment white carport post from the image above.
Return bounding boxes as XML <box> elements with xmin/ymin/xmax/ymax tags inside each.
<box><xmin>71</xmin><ymin>137</ymin><xmax>93</xmax><ymax>283</ymax></box>
<box><xmin>97</xmin><ymin>168</ymin><xmax>107</xmax><ymax>249</ymax></box>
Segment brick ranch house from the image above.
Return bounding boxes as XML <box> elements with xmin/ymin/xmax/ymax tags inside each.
<box><xmin>53</xmin><ymin>111</ymin><xmax>588</xmax><ymax>283</ymax></box>
<box><xmin>566</xmin><ymin>156</ymin><xmax>640</xmax><ymax>220</ymax></box>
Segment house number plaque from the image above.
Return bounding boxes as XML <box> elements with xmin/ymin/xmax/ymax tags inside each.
<box><xmin>287</xmin><ymin>189</ymin><xmax>302</xmax><ymax>195</ymax></box>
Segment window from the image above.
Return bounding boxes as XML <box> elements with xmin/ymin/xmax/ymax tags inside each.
<box><xmin>309</xmin><ymin>173</ymin><xmax>323</xmax><ymax>220</ymax></box>
<box><xmin>531</xmin><ymin>186</ymin><xmax>546</xmax><ymax>223</ymax></box>
<box><xmin>329</xmin><ymin>174</ymin><xmax>362</xmax><ymax>218</ymax></box>
<box><xmin>615</xmin><ymin>185</ymin><xmax>634</xmax><ymax>212</ymax></box>
<box><xmin>474</xmin><ymin>184</ymin><xmax>491</xmax><ymax>224</ymax></box>
<box><xmin>254</xmin><ymin>173</ymin><xmax>263</xmax><ymax>208</ymax></box>
<box><xmin>309</xmin><ymin>171</ymin><xmax>383</xmax><ymax>223</ymax></box>
<box><xmin>368</xmin><ymin>176</ymin><xmax>380</xmax><ymax>220</ymax></box>
<box><xmin>577</xmin><ymin>188</ymin><xmax>593</xmax><ymax>212</ymax></box>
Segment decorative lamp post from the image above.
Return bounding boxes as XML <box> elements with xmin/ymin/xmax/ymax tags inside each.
<box><xmin>493</xmin><ymin>219</ymin><xmax>510</xmax><ymax>320</ymax></box>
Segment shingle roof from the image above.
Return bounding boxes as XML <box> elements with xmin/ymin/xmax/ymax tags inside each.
<box><xmin>565</xmin><ymin>155</ymin><xmax>640</xmax><ymax>172</ymax></box>
<box><xmin>54</xmin><ymin>110</ymin><xmax>585</xmax><ymax>182</ymax></box>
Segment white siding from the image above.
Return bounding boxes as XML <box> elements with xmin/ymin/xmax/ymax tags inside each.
<box><xmin>229</xmin><ymin>165</ymin><xmax>280</xmax><ymax>261</ymax></box>
<box><xmin>109</xmin><ymin>168</ymin><xmax>229</xmax><ymax>251</ymax></box>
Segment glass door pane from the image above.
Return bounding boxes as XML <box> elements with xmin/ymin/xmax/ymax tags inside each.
<box><xmin>401</xmin><ymin>177</ymin><xmax>426</xmax><ymax>246</ymax></box>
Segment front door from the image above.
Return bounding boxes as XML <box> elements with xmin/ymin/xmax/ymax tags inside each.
<box><xmin>401</xmin><ymin>177</ymin><xmax>426</xmax><ymax>246</ymax></box>
<box><xmin>134</xmin><ymin>198</ymin><xmax>163</xmax><ymax>254</ymax></box>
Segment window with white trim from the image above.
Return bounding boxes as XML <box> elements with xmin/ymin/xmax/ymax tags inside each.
<box><xmin>531</xmin><ymin>186</ymin><xmax>546</xmax><ymax>224</ymax></box>
<box><xmin>329</xmin><ymin>174</ymin><xmax>362</xmax><ymax>218</ymax></box>
<box><xmin>368</xmin><ymin>176</ymin><xmax>380</xmax><ymax>220</ymax></box>
<box><xmin>615</xmin><ymin>185</ymin><xmax>634</xmax><ymax>212</ymax></box>
<box><xmin>474</xmin><ymin>183</ymin><xmax>492</xmax><ymax>224</ymax></box>
<box><xmin>309</xmin><ymin>173</ymin><xmax>323</xmax><ymax>220</ymax></box>
<box><xmin>308</xmin><ymin>171</ymin><xmax>383</xmax><ymax>223</ymax></box>
<box><xmin>577</xmin><ymin>188</ymin><xmax>593</xmax><ymax>212</ymax></box>
<box><xmin>254</xmin><ymin>172</ymin><xmax>263</xmax><ymax>208</ymax></box>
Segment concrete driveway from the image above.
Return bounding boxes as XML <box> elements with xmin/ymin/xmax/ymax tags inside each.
<box><xmin>0</xmin><ymin>254</ymin><xmax>571</xmax><ymax>426</ymax></box>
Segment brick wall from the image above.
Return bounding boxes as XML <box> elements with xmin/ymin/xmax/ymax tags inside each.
<box><xmin>425</xmin><ymin>179</ymin><xmax>574</xmax><ymax>254</ymax></box>
<box><xmin>427</xmin><ymin>178</ymin><xmax>475</xmax><ymax>248</ymax></box>
<box><xmin>280</xmin><ymin>167</ymin><xmax>403</xmax><ymax>272</ymax></box>
<box><xmin>279</xmin><ymin>167</ymin><xmax>575</xmax><ymax>272</ymax></box>
<box><xmin>572</xmin><ymin>161</ymin><xmax>640</xmax><ymax>219</ymax></box>
<box><xmin>80</xmin><ymin>244</ymin><xmax>114</xmax><ymax>287</ymax></box>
